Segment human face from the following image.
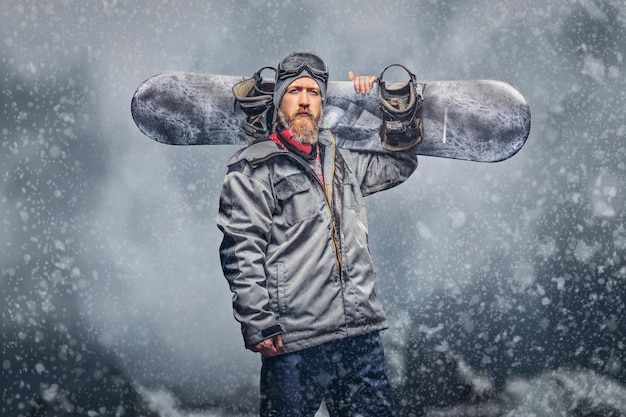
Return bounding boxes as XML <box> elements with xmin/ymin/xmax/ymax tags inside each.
<box><xmin>278</xmin><ymin>77</ymin><xmax>323</xmax><ymax>144</ymax></box>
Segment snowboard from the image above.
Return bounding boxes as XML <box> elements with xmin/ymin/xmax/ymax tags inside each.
<box><xmin>131</xmin><ymin>71</ymin><xmax>531</xmax><ymax>162</ymax></box>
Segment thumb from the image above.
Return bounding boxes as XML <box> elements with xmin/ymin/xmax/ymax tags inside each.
<box><xmin>274</xmin><ymin>334</ymin><xmax>284</xmax><ymax>349</ymax></box>
<box><xmin>348</xmin><ymin>71</ymin><xmax>355</xmax><ymax>81</ymax></box>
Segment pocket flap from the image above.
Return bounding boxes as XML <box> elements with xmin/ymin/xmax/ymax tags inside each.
<box><xmin>274</xmin><ymin>174</ymin><xmax>311</xmax><ymax>201</ymax></box>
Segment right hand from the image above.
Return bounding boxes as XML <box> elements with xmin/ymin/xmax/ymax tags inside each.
<box><xmin>249</xmin><ymin>334</ymin><xmax>283</xmax><ymax>357</ymax></box>
<box><xmin>349</xmin><ymin>71</ymin><xmax>377</xmax><ymax>94</ymax></box>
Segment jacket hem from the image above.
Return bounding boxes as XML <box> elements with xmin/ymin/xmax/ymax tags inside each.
<box><xmin>278</xmin><ymin>321</ymin><xmax>389</xmax><ymax>355</ymax></box>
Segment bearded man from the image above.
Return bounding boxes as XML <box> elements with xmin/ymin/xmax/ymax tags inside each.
<box><xmin>217</xmin><ymin>52</ymin><xmax>418</xmax><ymax>417</ymax></box>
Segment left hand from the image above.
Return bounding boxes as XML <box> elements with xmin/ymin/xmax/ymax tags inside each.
<box><xmin>249</xmin><ymin>334</ymin><xmax>283</xmax><ymax>358</ymax></box>
<box><xmin>349</xmin><ymin>71</ymin><xmax>377</xmax><ymax>94</ymax></box>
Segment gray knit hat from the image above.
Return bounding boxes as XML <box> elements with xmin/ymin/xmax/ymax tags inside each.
<box><xmin>273</xmin><ymin>52</ymin><xmax>329</xmax><ymax>115</ymax></box>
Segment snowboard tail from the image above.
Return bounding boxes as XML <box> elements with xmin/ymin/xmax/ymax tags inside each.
<box><xmin>131</xmin><ymin>72</ymin><xmax>530</xmax><ymax>162</ymax></box>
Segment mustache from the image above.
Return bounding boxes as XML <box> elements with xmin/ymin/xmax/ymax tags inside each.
<box><xmin>278</xmin><ymin>108</ymin><xmax>323</xmax><ymax>128</ymax></box>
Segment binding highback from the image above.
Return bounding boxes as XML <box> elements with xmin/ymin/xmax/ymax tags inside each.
<box><xmin>377</xmin><ymin>64</ymin><xmax>424</xmax><ymax>151</ymax></box>
<box><xmin>232</xmin><ymin>66</ymin><xmax>276</xmax><ymax>141</ymax></box>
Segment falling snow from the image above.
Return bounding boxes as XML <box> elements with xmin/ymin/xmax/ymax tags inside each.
<box><xmin>2</xmin><ymin>0</ymin><xmax>626</xmax><ymax>416</ymax></box>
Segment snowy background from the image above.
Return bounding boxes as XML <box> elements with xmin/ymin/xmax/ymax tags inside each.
<box><xmin>2</xmin><ymin>0</ymin><xmax>626</xmax><ymax>416</ymax></box>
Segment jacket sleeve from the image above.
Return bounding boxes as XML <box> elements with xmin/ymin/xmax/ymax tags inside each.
<box><xmin>216</xmin><ymin>164</ymin><xmax>282</xmax><ymax>348</ymax></box>
<box><xmin>340</xmin><ymin>149</ymin><xmax>418</xmax><ymax>196</ymax></box>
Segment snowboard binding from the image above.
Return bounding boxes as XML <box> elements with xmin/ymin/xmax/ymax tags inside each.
<box><xmin>377</xmin><ymin>64</ymin><xmax>424</xmax><ymax>151</ymax></box>
<box><xmin>232</xmin><ymin>67</ymin><xmax>276</xmax><ymax>141</ymax></box>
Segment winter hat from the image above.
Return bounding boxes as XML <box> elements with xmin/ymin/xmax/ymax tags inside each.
<box><xmin>273</xmin><ymin>52</ymin><xmax>329</xmax><ymax>114</ymax></box>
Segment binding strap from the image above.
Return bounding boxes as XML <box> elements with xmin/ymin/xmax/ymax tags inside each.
<box><xmin>232</xmin><ymin>66</ymin><xmax>276</xmax><ymax>141</ymax></box>
<box><xmin>377</xmin><ymin>64</ymin><xmax>424</xmax><ymax>151</ymax></box>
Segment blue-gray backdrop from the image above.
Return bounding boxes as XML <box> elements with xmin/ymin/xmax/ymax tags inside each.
<box><xmin>2</xmin><ymin>1</ymin><xmax>625</xmax><ymax>416</ymax></box>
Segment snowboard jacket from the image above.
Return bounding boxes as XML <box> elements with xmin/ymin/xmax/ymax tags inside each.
<box><xmin>217</xmin><ymin>130</ymin><xmax>417</xmax><ymax>354</ymax></box>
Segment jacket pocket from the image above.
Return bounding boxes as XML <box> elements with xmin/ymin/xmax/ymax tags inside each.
<box><xmin>276</xmin><ymin>262</ymin><xmax>288</xmax><ymax>316</ymax></box>
<box><xmin>275</xmin><ymin>173</ymin><xmax>316</xmax><ymax>225</ymax></box>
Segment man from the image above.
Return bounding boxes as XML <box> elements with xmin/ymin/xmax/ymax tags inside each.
<box><xmin>217</xmin><ymin>52</ymin><xmax>418</xmax><ymax>416</ymax></box>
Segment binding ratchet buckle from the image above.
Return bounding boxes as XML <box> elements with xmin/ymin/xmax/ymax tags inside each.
<box><xmin>377</xmin><ymin>64</ymin><xmax>424</xmax><ymax>151</ymax></box>
<box><xmin>232</xmin><ymin>66</ymin><xmax>276</xmax><ymax>141</ymax></box>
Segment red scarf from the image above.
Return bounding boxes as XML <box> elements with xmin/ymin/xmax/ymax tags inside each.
<box><xmin>268</xmin><ymin>130</ymin><xmax>313</xmax><ymax>154</ymax></box>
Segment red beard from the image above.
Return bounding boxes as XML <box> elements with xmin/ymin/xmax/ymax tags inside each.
<box><xmin>279</xmin><ymin>109</ymin><xmax>321</xmax><ymax>145</ymax></box>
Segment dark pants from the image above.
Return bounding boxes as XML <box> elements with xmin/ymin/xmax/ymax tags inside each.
<box><xmin>260</xmin><ymin>332</ymin><xmax>396</xmax><ymax>417</ymax></box>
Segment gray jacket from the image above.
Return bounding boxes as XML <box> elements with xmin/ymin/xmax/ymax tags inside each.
<box><xmin>217</xmin><ymin>130</ymin><xmax>417</xmax><ymax>354</ymax></box>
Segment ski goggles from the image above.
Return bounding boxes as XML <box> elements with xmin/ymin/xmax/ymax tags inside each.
<box><xmin>276</xmin><ymin>52</ymin><xmax>329</xmax><ymax>84</ymax></box>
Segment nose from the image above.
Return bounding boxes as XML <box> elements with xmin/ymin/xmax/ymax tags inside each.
<box><xmin>298</xmin><ymin>90</ymin><xmax>310</xmax><ymax>107</ymax></box>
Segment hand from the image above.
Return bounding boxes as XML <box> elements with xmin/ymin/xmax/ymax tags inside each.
<box><xmin>249</xmin><ymin>334</ymin><xmax>283</xmax><ymax>357</ymax></box>
<box><xmin>349</xmin><ymin>71</ymin><xmax>377</xmax><ymax>94</ymax></box>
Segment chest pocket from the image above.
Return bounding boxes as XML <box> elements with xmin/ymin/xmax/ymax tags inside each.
<box><xmin>274</xmin><ymin>173</ymin><xmax>317</xmax><ymax>225</ymax></box>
